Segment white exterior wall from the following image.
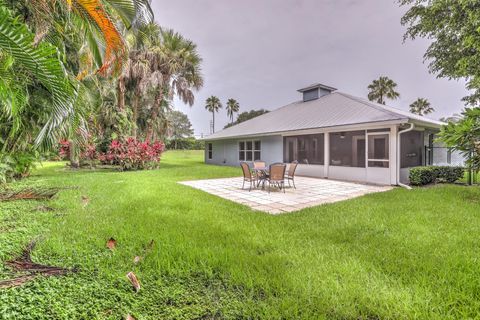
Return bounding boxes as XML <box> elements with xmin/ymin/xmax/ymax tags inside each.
<box><xmin>296</xmin><ymin>165</ymin><xmax>325</xmax><ymax>178</ymax></box>
<box><xmin>205</xmin><ymin>135</ymin><xmax>283</xmax><ymax>167</ymax></box>
<box><xmin>329</xmin><ymin>166</ymin><xmax>367</xmax><ymax>183</ymax></box>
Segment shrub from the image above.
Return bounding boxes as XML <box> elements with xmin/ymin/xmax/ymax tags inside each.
<box><xmin>99</xmin><ymin>138</ymin><xmax>165</xmax><ymax>171</ymax></box>
<box><xmin>410</xmin><ymin>167</ymin><xmax>436</xmax><ymax>186</ymax></box>
<box><xmin>0</xmin><ymin>152</ymin><xmax>38</xmax><ymax>183</ymax></box>
<box><xmin>166</xmin><ymin>138</ymin><xmax>205</xmax><ymax>150</ymax></box>
<box><xmin>58</xmin><ymin>140</ymin><xmax>70</xmax><ymax>160</ymax></box>
<box><xmin>434</xmin><ymin>166</ymin><xmax>465</xmax><ymax>183</ymax></box>
<box><xmin>409</xmin><ymin>166</ymin><xmax>465</xmax><ymax>186</ymax></box>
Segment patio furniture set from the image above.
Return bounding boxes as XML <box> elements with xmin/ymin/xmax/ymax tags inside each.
<box><xmin>240</xmin><ymin>161</ymin><xmax>299</xmax><ymax>193</ymax></box>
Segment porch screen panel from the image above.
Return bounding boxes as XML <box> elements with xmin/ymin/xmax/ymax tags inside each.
<box><xmin>329</xmin><ymin>131</ymin><xmax>366</xmax><ymax>167</ymax></box>
<box><xmin>368</xmin><ymin>134</ymin><xmax>389</xmax><ymax>168</ymax></box>
<box><xmin>283</xmin><ymin>134</ymin><xmax>324</xmax><ymax>164</ymax></box>
<box><xmin>400</xmin><ymin>131</ymin><xmax>424</xmax><ymax>168</ymax></box>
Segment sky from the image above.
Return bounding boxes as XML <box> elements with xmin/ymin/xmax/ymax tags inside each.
<box><xmin>152</xmin><ymin>0</ymin><xmax>468</xmax><ymax>137</ymax></box>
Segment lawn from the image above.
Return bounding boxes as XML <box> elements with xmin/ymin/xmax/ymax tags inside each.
<box><xmin>1</xmin><ymin>150</ymin><xmax>480</xmax><ymax>319</ymax></box>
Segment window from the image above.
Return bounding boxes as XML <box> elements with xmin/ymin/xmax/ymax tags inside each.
<box><xmin>207</xmin><ymin>143</ymin><xmax>213</xmax><ymax>160</ymax></box>
<box><xmin>239</xmin><ymin>140</ymin><xmax>261</xmax><ymax>161</ymax></box>
<box><xmin>367</xmin><ymin>133</ymin><xmax>389</xmax><ymax>168</ymax></box>
<box><xmin>330</xmin><ymin>131</ymin><xmax>366</xmax><ymax>167</ymax></box>
<box><xmin>283</xmin><ymin>134</ymin><xmax>324</xmax><ymax>164</ymax></box>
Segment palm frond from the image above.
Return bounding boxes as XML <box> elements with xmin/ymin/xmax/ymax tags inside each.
<box><xmin>106</xmin><ymin>0</ymin><xmax>154</xmax><ymax>29</ymax></box>
<box><xmin>0</xmin><ymin>6</ymin><xmax>77</xmax><ymax>147</ymax></box>
<box><xmin>71</xmin><ymin>0</ymin><xmax>127</xmax><ymax>76</ymax></box>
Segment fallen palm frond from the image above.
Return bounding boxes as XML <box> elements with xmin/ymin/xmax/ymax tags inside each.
<box><xmin>33</xmin><ymin>205</ymin><xmax>56</xmax><ymax>212</ymax></box>
<box><xmin>126</xmin><ymin>271</ymin><xmax>140</xmax><ymax>293</ymax></box>
<box><xmin>0</xmin><ymin>274</ymin><xmax>38</xmax><ymax>289</ymax></box>
<box><xmin>0</xmin><ymin>187</ymin><xmax>60</xmax><ymax>202</ymax></box>
<box><xmin>0</xmin><ymin>240</ymin><xmax>77</xmax><ymax>289</ymax></box>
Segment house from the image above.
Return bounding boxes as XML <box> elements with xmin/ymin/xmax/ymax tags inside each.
<box><xmin>203</xmin><ymin>83</ymin><xmax>446</xmax><ymax>186</ymax></box>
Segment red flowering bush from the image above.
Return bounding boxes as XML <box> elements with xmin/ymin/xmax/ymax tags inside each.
<box><xmin>99</xmin><ymin>138</ymin><xmax>165</xmax><ymax>171</ymax></box>
<box><xmin>81</xmin><ymin>144</ymin><xmax>98</xmax><ymax>167</ymax></box>
<box><xmin>58</xmin><ymin>140</ymin><xmax>70</xmax><ymax>160</ymax></box>
<box><xmin>58</xmin><ymin>138</ymin><xmax>165</xmax><ymax>171</ymax></box>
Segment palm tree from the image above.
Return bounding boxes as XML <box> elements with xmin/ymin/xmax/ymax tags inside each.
<box><xmin>0</xmin><ymin>6</ymin><xmax>76</xmax><ymax>148</ymax></box>
<box><xmin>226</xmin><ymin>99</ymin><xmax>240</xmax><ymax>124</ymax></box>
<box><xmin>410</xmin><ymin>98</ymin><xmax>435</xmax><ymax>116</ymax></box>
<box><xmin>146</xmin><ymin>27</ymin><xmax>203</xmax><ymax>141</ymax></box>
<box><xmin>367</xmin><ymin>76</ymin><xmax>400</xmax><ymax>105</ymax></box>
<box><xmin>440</xmin><ymin>113</ymin><xmax>462</xmax><ymax>123</ymax></box>
<box><xmin>0</xmin><ymin>1</ymin><xmax>153</xmax><ymax>146</ymax></box>
<box><xmin>116</xmin><ymin>24</ymin><xmax>203</xmax><ymax>140</ymax></box>
<box><xmin>205</xmin><ymin>96</ymin><xmax>222</xmax><ymax>133</ymax></box>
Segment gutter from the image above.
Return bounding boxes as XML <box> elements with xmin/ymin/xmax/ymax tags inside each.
<box><xmin>397</xmin><ymin>123</ymin><xmax>415</xmax><ymax>189</ymax></box>
<box><xmin>203</xmin><ymin>119</ymin><xmax>406</xmax><ymax>141</ymax></box>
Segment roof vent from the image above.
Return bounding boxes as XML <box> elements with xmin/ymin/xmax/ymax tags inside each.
<box><xmin>298</xmin><ymin>83</ymin><xmax>337</xmax><ymax>102</ymax></box>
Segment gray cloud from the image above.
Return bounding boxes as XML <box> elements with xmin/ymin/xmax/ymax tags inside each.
<box><xmin>152</xmin><ymin>0</ymin><xmax>468</xmax><ymax>136</ymax></box>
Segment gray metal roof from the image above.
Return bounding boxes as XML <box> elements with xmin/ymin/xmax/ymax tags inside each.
<box><xmin>205</xmin><ymin>92</ymin><xmax>445</xmax><ymax>140</ymax></box>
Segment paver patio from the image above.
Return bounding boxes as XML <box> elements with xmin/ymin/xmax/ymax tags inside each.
<box><xmin>180</xmin><ymin>177</ymin><xmax>393</xmax><ymax>214</ymax></box>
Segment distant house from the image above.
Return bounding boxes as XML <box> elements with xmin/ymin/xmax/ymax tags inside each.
<box><xmin>203</xmin><ymin>83</ymin><xmax>446</xmax><ymax>185</ymax></box>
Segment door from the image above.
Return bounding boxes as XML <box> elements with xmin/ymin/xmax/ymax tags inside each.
<box><xmin>366</xmin><ymin>132</ymin><xmax>390</xmax><ymax>185</ymax></box>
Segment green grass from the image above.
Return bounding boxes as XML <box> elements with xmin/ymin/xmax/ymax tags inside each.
<box><xmin>1</xmin><ymin>150</ymin><xmax>480</xmax><ymax>319</ymax></box>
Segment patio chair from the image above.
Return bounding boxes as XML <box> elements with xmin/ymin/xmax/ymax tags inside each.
<box><xmin>253</xmin><ymin>160</ymin><xmax>266</xmax><ymax>169</ymax></box>
<box><xmin>240</xmin><ymin>162</ymin><xmax>257</xmax><ymax>191</ymax></box>
<box><xmin>285</xmin><ymin>161</ymin><xmax>299</xmax><ymax>189</ymax></box>
<box><xmin>267</xmin><ymin>163</ymin><xmax>287</xmax><ymax>193</ymax></box>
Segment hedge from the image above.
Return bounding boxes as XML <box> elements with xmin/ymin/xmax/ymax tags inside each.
<box><xmin>409</xmin><ymin>166</ymin><xmax>465</xmax><ymax>186</ymax></box>
<box><xmin>166</xmin><ymin>138</ymin><xmax>205</xmax><ymax>150</ymax></box>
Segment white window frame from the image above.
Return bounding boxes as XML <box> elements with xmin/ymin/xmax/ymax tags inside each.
<box><xmin>238</xmin><ymin>140</ymin><xmax>261</xmax><ymax>161</ymax></box>
<box><xmin>366</xmin><ymin>132</ymin><xmax>390</xmax><ymax>168</ymax></box>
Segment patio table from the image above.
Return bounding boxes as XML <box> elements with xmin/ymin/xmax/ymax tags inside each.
<box><xmin>252</xmin><ymin>167</ymin><xmax>269</xmax><ymax>189</ymax></box>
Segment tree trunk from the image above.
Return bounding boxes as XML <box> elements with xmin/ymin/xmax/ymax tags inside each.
<box><xmin>117</xmin><ymin>76</ymin><xmax>126</xmax><ymax>111</ymax></box>
<box><xmin>212</xmin><ymin>112</ymin><xmax>215</xmax><ymax>133</ymax></box>
<box><xmin>146</xmin><ymin>90</ymin><xmax>164</xmax><ymax>142</ymax></box>
<box><xmin>69</xmin><ymin>140</ymin><xmax>79</xmax><ymax>169</ymax></box>
<box><xmin>132</xmin><ymin>93</ymin><xmax>140</xmax><ymax>138</ymax></box>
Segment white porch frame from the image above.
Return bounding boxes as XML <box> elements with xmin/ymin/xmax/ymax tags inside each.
<box><xmin>282</xmin><ymin>124</ymin><xmax>401</xmax><ymax>185</ymax></box>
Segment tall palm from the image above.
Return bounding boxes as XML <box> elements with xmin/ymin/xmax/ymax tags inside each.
<box><xmin>143</xmin><ymin>27</ymin><xmax>203</xmax><ymax>140</ymax></box>
<box><xmin>226</xmin><ymin>98</ymin><xmax>240</xmax><ymax>124</ymax></box>
<box><xmin>367</xmin><ymin>76</ymin><xmax>400</xmax><ymax>105</ymax></box>
<box><xmin>117</xmin><ymin>24</ymin><xmax>204</xmax><ymax>140</ymax></box>
<box><xmin>205</xmin><ymin>96</ymin><xmax>222</xmax><ymax>133</ymax></box>
<box><xmin>440</xmin><ymin>113</ymin><xmax>462</xmax><ymax>123</ymax></box>
<box><xmin>120</xmin><ymin>50</ymin><xmax>152</xmax><ymax>138</ymax></box>
<box><xmin>410</xmin><ymin>98</ymin><xmax>434</xmax><ymax>116</ymax></box>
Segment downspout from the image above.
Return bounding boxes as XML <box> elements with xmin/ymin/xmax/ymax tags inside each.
<box><xmin>397</xmin><ymin>123</ymin><xmax>415</xmax><ymax>189</ymax></box>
